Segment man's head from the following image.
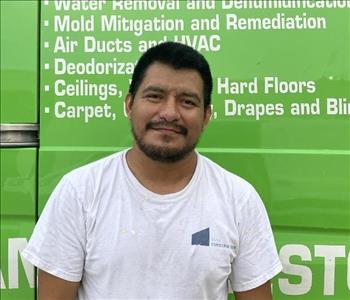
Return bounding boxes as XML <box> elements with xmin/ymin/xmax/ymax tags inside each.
<box><xmin>126</xmin><ymin>42</ymin><xmax>213</xmax><ymax>163</ymax></box>
<box><xmin>129</xmin><ymin>42</ymin><xmax>213</xmax><ymax>109</ymax></box>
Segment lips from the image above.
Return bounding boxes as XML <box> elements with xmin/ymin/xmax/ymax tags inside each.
<box><xmin>146</xmin><ymin>121</ymin><xmax>187</xmax><ymax>135</ymax></box>
<box><xmin>154</xmin><ymin>127</ymin><xmax>179</xmax><ymax>133</ymax></box>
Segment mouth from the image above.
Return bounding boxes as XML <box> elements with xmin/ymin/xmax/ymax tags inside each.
<box><xmin>151</xmin><ymin>127</ymin><xmax>182</xmax><ymax>134</ymax></box>
<box><xmin>146</xmin><ymin>122</ymin><xmax>187</xmax><ymax>135</ymax></box>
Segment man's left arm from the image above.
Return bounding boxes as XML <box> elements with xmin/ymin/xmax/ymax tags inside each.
<box><xmin>234</xmin><ymin>280</ymin><xmax>272</xmax><ymax>300</ymax></box>
<box><xmin>229</xmin><ymin>186</ymin><xmax>282</xmax><ymax>295</ymax></box>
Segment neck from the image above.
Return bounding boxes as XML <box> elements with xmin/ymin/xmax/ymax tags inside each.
<box><xmin>126</xmin><ymin>145</ymin><xmax>197</xmax><ymax>195</ymax></box>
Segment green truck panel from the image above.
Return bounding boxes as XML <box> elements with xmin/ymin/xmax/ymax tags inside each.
<box><xmin>0</xmin><ymin>149</ymin><xmax>37</xmax><ymax>299</ymax></box>
<box><xmin>0</xmin><ymin>1</ymin><xmax>38</xmax><ymax>123</ymax></box>
<box><xmin>1</xmin><ymin>1</ymin><xmax>349</xmax><ymax>299</ymax></box>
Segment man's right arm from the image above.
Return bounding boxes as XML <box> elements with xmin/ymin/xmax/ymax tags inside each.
<box><xmin>38</xmin><ymin>269</ymin><xmax>80</xmax><ymax>300</ymax></box>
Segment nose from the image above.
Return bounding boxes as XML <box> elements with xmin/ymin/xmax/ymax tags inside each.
<box><xmin>158</xmin><ymin>97</ymin><xmax>180</xmax><ymax>122</ymax></box>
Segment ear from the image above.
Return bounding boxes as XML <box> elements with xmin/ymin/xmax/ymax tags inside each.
<box><xmin>125</xmin><ymin>93</ymin><xmax>133</xmax><ymax>119</ymax></box>
<box><xmin>202</xmin><ymin>105</ymin><xmax>212</xmax><ymax>130</ymax></box>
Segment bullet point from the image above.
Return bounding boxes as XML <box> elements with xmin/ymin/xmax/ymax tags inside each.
<box><xmin>44</xmin><ymin>63</ymin><xmax>50</xmax><ymax>70</ymax></box>
<box><xmin>44</xmin><ymin>42</ymin><xmax>49</xmax><ymax>48</ymax></box>
<box><xmin>44</xmin><ymin>107</ymin><xmax>50</xmax><ymax>113</ymax></box>
<box><xmin>44</xmin><ymin>20</ymin><xmax>49</xmax><ymax>27</ymax></box>
<box><xmin>44</xmin><ymin>0</ymin><xmax>49</xmax><ymax>5</ymax></box>
<box><xmin>44</xmin><ymin>85</ymin><xmax>50</xmax><ymax>92</ymax></box>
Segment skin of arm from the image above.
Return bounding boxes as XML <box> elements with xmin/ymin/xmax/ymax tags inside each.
<box><xmin>234</xmin><ymin>280</ymin><xmax>273</xmax><ymax>300</ymax></box>
<box><xmin>38</xmin><ymin>269</ymin><xmax>80</xmax><ymax>300</ymax></box>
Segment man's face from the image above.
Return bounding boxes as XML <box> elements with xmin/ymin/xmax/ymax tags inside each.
<box><xmin>125</xmin><ymin>62</ymin><xmax>211</xmax><ymax>162</ymax></box>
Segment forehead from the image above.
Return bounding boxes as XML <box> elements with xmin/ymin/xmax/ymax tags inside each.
<box><xmin>138</xmin><ymin>62</ymin><xmax>204</xmax><ymax>97</ymax></box>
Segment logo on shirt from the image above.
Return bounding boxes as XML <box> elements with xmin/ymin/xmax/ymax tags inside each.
<box><xmin>192</xmin><ymin>228</ymin><xmax>210</xmax><ymax>246</ymax></box>
<box><xmin>191</xmin><ymin>227</ymin><xmax>236</xmax><ymax>249</ymax></box>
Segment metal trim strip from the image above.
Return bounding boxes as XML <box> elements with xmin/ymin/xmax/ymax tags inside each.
<box><xmin>0</xmin><ymin>124</ymin><xmax>39</xmax><ymax>147</ymax></box>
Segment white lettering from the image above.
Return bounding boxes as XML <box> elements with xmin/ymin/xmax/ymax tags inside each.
<box><xmin>347</xmin><ymin>251</ymin><xmax>350</xmax><ymax>291</ymax></box>
<box><xmin>54</xmin><ymin>15</ymin><xmax>94</xmax><ymax>32</ymax></box>
<box><xmin>278</xmin><ymin>244</ymin><xmax>312</xmax><ymax>295</ymax></box>
<box><xmin>54</xmin><ymin>102</ymin><xmax>115</xmax><ymax>123</ymax></box>
<box><xmin>174</xmin><ymin>35</ymin><xmax>221</xmax><ymax>52</ymax></box>
<box><xmin>315</xmin><ymin>245</ymin><xmax>346</xmax><ymax>295</ymax></box>
<box><xmin>54</xmin><ymin>36</ymin><xmax>78</xmax><ymax>53</ymax></box>
<box><xmin>264</xmin><ymin>77</ymin><xmax>316</xmax><ymax>94</ymax></box>
<box><xmin>0</xmin><ymin>270</ymin><xmax>6</xmax><ymax>289</ymax></box>
<box><xmin>327</xmin><ymin>98</ymin><xmax>350</xmax><ymax>115</ymax></box>
<box><xmin>217</xmin><ymin>77</ymin><xmax>258</xmax><ymax>95</ymax></box>
<box><xmin>8</xmin><ymin>238</ymin><xmax>34</xmax><ymax>289</ymax></box>
<box><xmin>54</xmin><ymin>0</ymin><xmax>106</xmax><ymax>11</ymax></box>
<box><xmin>224</xmin><ymin>99</ymin><xmax>284</xmax><ymax>120</ymax></box>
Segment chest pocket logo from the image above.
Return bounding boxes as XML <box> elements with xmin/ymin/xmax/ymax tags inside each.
<box><xmin>191</xmin><ymin>227</ymin><xmax>210</xmax><ymax>246</ymax></box>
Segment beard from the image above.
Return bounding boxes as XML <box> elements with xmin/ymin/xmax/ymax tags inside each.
<box><xmin>131</xmin><ymin>121</ymin><xmax>198</xmax><ymax>163</ymax></box>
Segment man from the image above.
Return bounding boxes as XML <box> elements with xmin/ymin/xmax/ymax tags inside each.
<box><xmin>23</xmin><ymin>42</ymin><xmax>282</xmax><ymax>299</ymax></box>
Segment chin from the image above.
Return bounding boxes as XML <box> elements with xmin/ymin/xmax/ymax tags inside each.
<box><xmin>132</xmin><ymin>126</ymin><xmax>197</xmax><ymax>162</ymax></box>
<box><xmin>138</xmin><ymin>142</ymin><xmax>195</xmax><ymax>163</ymax></box>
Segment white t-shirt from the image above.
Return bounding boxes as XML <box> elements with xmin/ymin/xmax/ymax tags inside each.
<box><xmin>23</xmin><ymin>150</ymin><xmax>282</xmax><ymax>300</ymax></box>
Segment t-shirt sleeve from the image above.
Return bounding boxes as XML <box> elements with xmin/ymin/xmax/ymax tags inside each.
<box><xmin>22</xmin><ymin>175</ymin><xmax>86</xmax><ymax>282</ymax></box>
<box><xmin>229</xmin><ymin>187</ymin><xmax>282</xmax><ymax>292</ymax></box>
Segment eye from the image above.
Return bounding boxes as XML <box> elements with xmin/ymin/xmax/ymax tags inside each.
<box><xmin>182</xmin><ymin>99</ymin><xmax>197</xmax><ymax>107</ymax></box>
<box><xmin>145</xmin><ymin>93</ymin><xmax>162</xmax><ymax>102</ymax></box>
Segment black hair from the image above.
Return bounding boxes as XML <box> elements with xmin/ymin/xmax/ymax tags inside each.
<box><xmin>129</xmin><ymin>42</ymin><xmax>213</xmax><ymax>109</ymax></box>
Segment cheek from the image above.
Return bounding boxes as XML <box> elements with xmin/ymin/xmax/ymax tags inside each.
<box><xmin>130</xmin><ymin>113</ymin><xmax>142</xmax><ymax>132</ymax></box>
<box><xmin>186</xmin><ymin>121</ymin><xmax>206</xmax><ymax>140</ymax></box>
<box><xmin>131</xmin><ymin>110</ymin><xmax>153</xmax><ymax>133</ymax></box>
<box><xmin>186</xmin><ymin>113</ymin><xmax>206</xmax><ymax>129</ymax></box>
<box><xmin>133</xmin><ymin>103</ymin><xmax>157</xmax><ymax>121</ymax></box>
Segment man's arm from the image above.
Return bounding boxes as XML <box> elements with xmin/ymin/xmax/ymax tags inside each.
<box><xmin>38</xmin><ymin>269</ymin><xmax>80</xmax><ymax>300</ymax></box>
<box><xmin>234</xmin><ymin>280</ymin><xmax>272</xmax><ymax>300</ymax></box>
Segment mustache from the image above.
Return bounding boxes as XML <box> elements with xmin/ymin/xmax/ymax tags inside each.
<box><xmin>146</xmin><ymin>121</ymin><xmax>188</xmax><ymax>135</ymax></box>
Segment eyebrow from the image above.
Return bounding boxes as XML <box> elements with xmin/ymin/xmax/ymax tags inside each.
<box><xmin>142</xmin><ymin>86</ymin><xmax>165</xmax><ymax>95</ymax></box>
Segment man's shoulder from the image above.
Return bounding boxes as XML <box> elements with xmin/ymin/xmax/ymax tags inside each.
<box><xmin>198</xmin><ymin>153</ymin><xmax>264</xmax><ymax>212</ymax></box>
<box><xmin>199</xmin><ymin>153</ymin><xmax>251</xmax><ymax>184</ymax></box>
<box><xmin>198</xmin><ymin>153</ymin><xmax>255</xmax><ymax>196</ymax></box>
<box><xmin>64</xmin><ymin>149</ymin><xmax>126</xmax><ymax>184</ymax></box>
